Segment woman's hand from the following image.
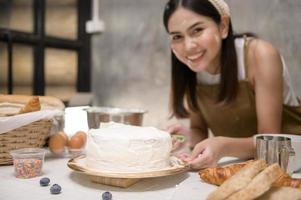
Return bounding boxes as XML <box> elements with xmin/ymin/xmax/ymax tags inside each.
<box><xmin>165</xmin><ymin>123</ymin><xmax>190</xmax><ymax>152</ymax></box>
<box><xmin>183</xmin><ymin>137</ymin><xmax>225</xmax><ymax>170</ymax></box>
<box><xmin>165</xmin><ymin>123</ymin><xmax>190</xmax><ymax>136</ymax></box>
<box><xmin>181</xmin><ymin>137</ymin><xmax>255</xmax><ymax>170</ymax></box>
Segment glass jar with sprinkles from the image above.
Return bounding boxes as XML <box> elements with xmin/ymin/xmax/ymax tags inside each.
<box><xmin>10</xmin><ymin>148</ymin><xmax>46</xmax><ymax>179</ymax></box>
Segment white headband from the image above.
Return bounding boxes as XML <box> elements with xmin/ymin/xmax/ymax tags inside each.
<box><xmin>207</xmin><ymin>0</ymin><xmax>230</xmax><ymax>17</ymax></box>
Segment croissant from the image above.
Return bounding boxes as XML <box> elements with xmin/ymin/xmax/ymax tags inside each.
<box><xmin>199</xmin><ymin>160</ymin><xmax>301</xmax><ymax>189</ymax></box>
<box><xmin>274</xmin><ymin>174</ymin><xmax>301</xmax><ymax>188</ymax></box>
<box><xmin>199</xmin><ymin>161</ymin><xmax>252</xmax><ymax>186</ymax></box>
<box><xmin>19</xmin><ymin>96</ymin><xmax>41</xmax><ymax>114</ymax></box>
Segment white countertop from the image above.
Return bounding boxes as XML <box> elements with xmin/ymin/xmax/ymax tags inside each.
<box><xmin>0</xmin><ymin>155</ymin><xmax>217</xmax><ymax>200</ymax></box>
<box><xmin>1</xmin><ymin>154</ymin><xmax>301</xmax><ymax>200</ymax></box>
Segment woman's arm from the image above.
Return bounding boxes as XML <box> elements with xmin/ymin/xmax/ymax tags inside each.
<box><xmin>247</xmin><ymin>38</ymin><xmax>283</xmax><ymax>133</ymax></box>
<box><xmin>189</xmin><ymin>110</ymin><xmax>209</xmax><ymax>148</ymax></box>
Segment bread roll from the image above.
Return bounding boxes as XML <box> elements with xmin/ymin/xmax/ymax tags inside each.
<box><xmin>19</xmin><ymin>96</ymin><xmax>41</xmax><ymax>114</ymax></box>
<box><xmin>207</xmin><ymin>159</ymin><xmax>267</xmax><ymax>200</ymax></box>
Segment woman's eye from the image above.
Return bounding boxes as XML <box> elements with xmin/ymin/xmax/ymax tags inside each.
<box><xmin>171</xmin><ymin>35</ymin><xmax>183</xmax><ymax>41</ymax></box>
<box><xmin>193</xmin><ymin>28</ymin><xmax>203</xmax><ymax>34</ymax></box>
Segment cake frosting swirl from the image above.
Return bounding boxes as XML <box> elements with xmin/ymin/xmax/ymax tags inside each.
<box><xmin>85</xmin><ymin>122</ymin><xmax>172</xmax><ymax>172</ymax></box>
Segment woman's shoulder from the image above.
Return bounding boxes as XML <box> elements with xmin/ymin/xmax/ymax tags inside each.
<box><xmin>248</xmin><ymin>38</ymin><xmax>280</xmax><ymax>62</ymax></box>
<box><xmin>246</xmin><ymin>38</ymin><xmax>283</xmax><ymax>81</ymax></box>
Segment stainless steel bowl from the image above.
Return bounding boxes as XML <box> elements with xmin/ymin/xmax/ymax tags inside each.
<box><xmin>84</xmin><ymin>107</ymin><xmax>147</xmax><ymax>129</ymax></box>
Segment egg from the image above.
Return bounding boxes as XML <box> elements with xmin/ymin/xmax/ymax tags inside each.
<box><xmin>48</xmin><ymin>131</ymin><xmax>68</xmax><ymax>155</ymax></box>
<box><xmin>58</xmin><ymin>131</ymin><xmax>69</xmax><ymax>142</ymax></box>
<box><xmin>74</xmin><ymin>131</ymin><xmax>87</xmax><ymax>144</ymax></box>
<box><xmin>68</xmin><ymin>131</ymin><xmax>87</xmax><ymax>150</ymax></box>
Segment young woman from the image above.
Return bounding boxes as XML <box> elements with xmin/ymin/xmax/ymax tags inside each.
<box><xmin>163</xmin><ymin>0</ymin><xmax>301</xmax><ymax>169</ymax></box>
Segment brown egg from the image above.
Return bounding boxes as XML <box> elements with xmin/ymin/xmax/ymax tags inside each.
<box><xmin>68</xmin><ymin>131</ymin><xmax>87</xmax><ymax>149</ymax></box>
<box><xmin>74</xmin><ymin>131</ymin><xmax>87</xmax><ymax>144</ymax></box>
<box><xmin>58</xmin><ymin>131</ymin><xmax>69</xmax><ymax>142</ymax></box>
<box><xmin>48</xmin><ymin>131</ymin><xmax>68</xmax><ymax>155</ymax></box>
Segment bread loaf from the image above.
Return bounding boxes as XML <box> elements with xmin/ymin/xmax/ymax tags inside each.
<box><xmin>0</xmin><ymin>94</ymin><xmax>65</xmax><ymax>110</ymax></box>
<box><xmin>256</xmin><ymin>187</ymin><xmax>301</xmax><ymax>200</ymax></box>
<box><xmin>199</xmin><ymin>160</ymin><xmax>301</xmax><ymax>189</ymax></box>
<box><xmin>0</xmin><ymin>94</ymin><xmax>64</xmax><ymax>116</ymax></box>
<box><xmin>207</xmin><ymin>159</ymin><xmax>267</xmax><ymax>200</ymax></box>
<box><xmin>225</xmin><ymin>163</ymin><xmax>283</xmax><ymax>200</ymax></box>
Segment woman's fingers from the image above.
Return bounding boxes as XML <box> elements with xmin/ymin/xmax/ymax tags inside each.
<box><xmin>171</xmin><ymin>140</ymin><xmax>183</xmax><ymax>151</ymax></box>
<box><xmin>190</xmin><ymin>141</ymin><xmax>205</xmax><ymax>160</ymax></box>
<box><xmin>165</xmin><ymin>123</ymin><xmax>183</xmax><ymax>133</ymax></box>
<box><xmin>177</xmin><ymin>152</ymin><xmax>190</xmax><ymax>161</ymax></box>
<box><xmin>187</xmin><ymin>141</ymin><xmax>217</xmax><ymax>169</ymax></box>
<box><xmin>189</xmin><ymin>154</ymin><xmax>211</xmax><ymax>169</ymax></box>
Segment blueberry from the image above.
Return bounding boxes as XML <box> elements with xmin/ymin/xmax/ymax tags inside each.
<box><xmin>40</xmin><ymin>177</ymin><xmax>50</xmax><ymax>186</ymax></box>
<box><xmin>102</xmin><ymin>191</ymin><xmax>112</xmax><ymax>200</ymax></box>
<box><xmin>50</xmin><ymin>184</ymin><xmax>62</xmax><ymax>194</ymax></box>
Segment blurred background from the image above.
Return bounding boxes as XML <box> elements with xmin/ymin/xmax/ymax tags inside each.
<box><xmin>0</xmin><ymin>0</ymin><xmax>301</xmax><ymax>127</ymax></box>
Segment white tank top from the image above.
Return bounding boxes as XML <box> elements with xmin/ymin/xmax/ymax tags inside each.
<box><xmin>197</xmin><ymin>38</ymin><xmax>299</xmax><ymax>106</ymax></box>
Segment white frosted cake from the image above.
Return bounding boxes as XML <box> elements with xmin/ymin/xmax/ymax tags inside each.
<box><xmin>85</xmin><ymin>122</ymin><xmax>172</xmax><ymax>172</ymax></box>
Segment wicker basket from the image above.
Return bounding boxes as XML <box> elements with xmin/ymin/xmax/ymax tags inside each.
<box><xmin>0</xmin><ymin>120</ymin><xmax>52</xmax><ymax>165</ymax></box>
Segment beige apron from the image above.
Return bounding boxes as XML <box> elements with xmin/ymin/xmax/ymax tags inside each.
<box><xmin>196</xmin><ymin>37</ymin><xmax>301</xmax><ymax>137</ymax></box>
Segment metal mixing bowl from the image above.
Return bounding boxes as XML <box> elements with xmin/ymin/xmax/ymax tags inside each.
<box><xmin>84</xmin><ymin>107</ymin><xmax>147</xmax><ymax>129</ymax></box>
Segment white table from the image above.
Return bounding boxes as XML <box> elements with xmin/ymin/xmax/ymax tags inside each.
<box><xmin>1</xmin><ymin>156</ymin><xmax>300</xmax><ymax>200</ymax></box>
<box><xmin>0</xmin><ymin>155</ymin><xmax>217</xmax><ymax>200</ymax></box>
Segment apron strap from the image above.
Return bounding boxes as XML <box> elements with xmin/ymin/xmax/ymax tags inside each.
<box><xmin>243</xmin><ymin>34</ymin><xmax>250</xmax><ymax>81</ymax></box>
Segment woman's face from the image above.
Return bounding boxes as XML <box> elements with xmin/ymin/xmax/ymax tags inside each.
<box><xmin>167</xmin><ymin>7</ymin><xmax>228</xmax><ymax>74</ymax></box>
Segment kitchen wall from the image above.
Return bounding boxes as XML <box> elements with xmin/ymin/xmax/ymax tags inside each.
<box><xmin>92</xmin><ymin>0</ymin><xmax>301</xmax><ymax>127</ymax></box>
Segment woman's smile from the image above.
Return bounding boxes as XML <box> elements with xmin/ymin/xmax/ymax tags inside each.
<box><xmin>186</xmin><ymin>50</ymin><xmax>205</xmax><ymax>63</ymax></box>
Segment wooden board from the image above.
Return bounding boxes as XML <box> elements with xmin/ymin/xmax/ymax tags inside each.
<box><xmin>67</xmin><ymin>155</ymin><xmax>189</xmax><ymax>188</ymax></box>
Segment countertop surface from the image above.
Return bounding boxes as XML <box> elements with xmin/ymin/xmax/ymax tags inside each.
<box><xmin>1</xmin><ymin>155</ymin><xmax>300</xmax><ymax>200</ymax></box>
<box><xmin>0</xmin><ymin>155</ymin><xmax>217</xmax><ymax>200</ymax></box>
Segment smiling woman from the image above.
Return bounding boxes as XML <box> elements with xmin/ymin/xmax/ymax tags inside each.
<box><xmin>162</xmin><ymin>0</ymin><xmax>301</xmax><ymax>170</ymax></box>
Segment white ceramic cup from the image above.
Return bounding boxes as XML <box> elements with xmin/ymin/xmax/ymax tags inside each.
<box><xmin>254</xmin><ymin>133</ymin><xmax>301</xmax><ymax>173</ymax></box>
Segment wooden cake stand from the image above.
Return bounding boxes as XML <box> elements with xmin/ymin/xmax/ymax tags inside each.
<box><xmin>67</xmin><ymin>155</ymin><xmax>189</xmax><ymax>188</ymax></box>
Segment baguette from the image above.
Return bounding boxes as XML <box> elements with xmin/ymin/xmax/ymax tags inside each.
<box><xmin>0</xmin><ymin>94</ymin><xmax>64</xmax><ymax>110</ymax></box>
<box><xmin>225</xmin><ymin>163</ymin><xmax>283</xmax><ymax>200</ymax></box>
<box><xmin>207</xmin><ymin>159</ymin><xmax>267</xmax><ymax>200</ymax></box>
<box><xmin>256</xmin><ymin>187</ymin><xmax>301</xmax><ymax>200</ymax></box>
